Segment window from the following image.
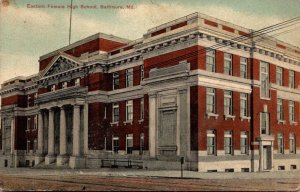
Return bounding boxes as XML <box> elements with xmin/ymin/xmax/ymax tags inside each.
<box><xmin>126</xmin><ymin>68</ymin><xmax>133</xmax><ymax>87</ymax></box>
<box><xmin>260</xmin><ymin>112</ymin><xmax>269</xmax><ymax>135</ymax></box>
<box><xmin>62</xmin><ymin>82</ymin><xmax>67</xmax><ymax>89</ymax></box>
<box><xmin>126</xmin><ymin>134</ymin><xmax>133</xmax><ymax>154</ymax></box>
<box><xmin>206</xmin><ymin>88</ymin><xmax>216</xmax><ymax>114</ymax></box>
<box><xmin>126</xmin><ymin>100</ymin><xmax>133</xmax><ymax>121</ymax></box>
<box><xmin>75</xmin><ymin>78</ymin><xmax>80</xmax><ymax>86</ymax></box>
<box><xmin>140</xmin><ymin>133</ymin><xmax>144</xmax><ymax>155</ymax></box>
<box><xmin>289</xmin><ymin>133</ymin><xmax>296</xmax><ymax>154</ymax></box>
<box><xmin>289</xmin><ymin>101</ymin><xmax>295</xmax><ymax>122</ymax></box>
<box><xmin>240</xmin><ymin>132</ymin><xmax>248</xmax><ymax>154</ymax></box>
<box><xmin>207</xmin><ymin>130</ymin><xmax>216</xmax><ymax>155</ymax></box>
<box><xmin>112</xmin><ymin>103</ymin><xmax>119</xmax><ymax>123</ymax></box>
<box><xmin>260</xmin><ymin>61</ymin><xmax>269</xmax><ymax>98</ymax></box>
<box><xmin>113</xmin><ymin>72</ymin><xmax>119</xmax><ymax>90</ymax></box>
<box><xmin>113</xmin><ymin>137</ymin><xmax>119</xmax><ymax>154</ymax></box>
<box><xmin>278</xmin><ymin>133</ymin><xmax>284</xmax><ymax>154</ymax></box>
<box><xmin>51</xmin><ymin>85</ymin><xmax>55</xmax><ymax>92</ymax></box>
<box><xmin>224</xmin><ymin>90</ymin><xmax>233</xmax><ymax>116</ymax></box>
<box><xmin>140</xmin><ymin>65</ymin><xmax>144</xmax><ymax>81</ymax></box>
<box><xmin>289</xmin><ymin>70</ymin><xmax>295</xmax><ymax>88</ymax></box>
<box><xmin>224</xmin><ymin>53</ymin><xmax>232</xmax><ymax>75</ymax></box>
<box><xmin>206</xmin><ymin>49</ymin><xmax>215</xmax><ymax>72</ymax></box>
<box><xmin>276</xmin><ymin>67</ymin><xmax>283</xmax><ymax>86</ymax></box>
<box><xmin>140</xmin><ymin>98</ymin><xmax>144</xmax><ymax>120</ymax></box>
<box><xmin>240</xmin><ymin>57</ymin><xmax>247</xmax><ymax>79</ymax></box>
<box><xmin>240</xmin><ymin>93</ymin><xmax>248</xmax><ymax>117</ymax></box>
<box><xmin>224</xmin><ymin>131</ymin><xmax>233</xmax><ymax>155</ymax></box>
<box><xmin>277</xmin><ymin>99</ymin><xmax>284</xmax><ymax>121</ymax></box>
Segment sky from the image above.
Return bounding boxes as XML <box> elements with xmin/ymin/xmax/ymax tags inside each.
<box><xmin>0</xmin><ymin>0</ymin><xmax>300</xmax><ymax>86</ymax></box>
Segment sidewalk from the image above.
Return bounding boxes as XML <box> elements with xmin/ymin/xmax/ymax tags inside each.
<box><xmin>0</xmin><ymin>167</ymin><xmax>299</xmax><ymax>180</ymax></box>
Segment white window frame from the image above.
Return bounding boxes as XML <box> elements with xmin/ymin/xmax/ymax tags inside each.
<box><xmin>224</xmin><ymin>131</ymin><xmax>233</xmax><ymax>155</ymax></box>
<box><xmin>276</xmin><ymin>67</ymin><xmax>283</xmax><ymax>86</ymax></box>
<box><xmin>260</xmin><ymin>61</ymin><xmax>270</xmax><ymax>98</ymax></box>
<box><xmin>27</xmin><ymin>117</ymin><xmax>31</xmax><ymax>131</ymax></box>
<box><xmin>112</xmin><ymin>103</ymin><xmax>119</xmax><ymax>123</ymax></box>
<box><xmin>206</xmin><ymin>88</ymin><xmax>216</xmax><ymax>114</ymax></box>
<box><xmin>240</xmin><ymin>93</ymin><xmax>248</xmax><ymax>117</ymax></box>
<box><xmin>224</xmin><ymin>90</ymin><xmax>233</xmax><ymax>116</ymax></box>
<box><xmin>289</xmin><ymin>133</ymin><xmax>296</xmax><ymax>154</ymax></box>
<box><xmin>126</xmin><ymin>68</ymin><xmax>133</xmax><ymax>87</ymax></box>
<box><xmin>289</xmin><ymin>70</ymin><xmax>295</xmax><ymax>88</ymax></box>
<box><xmin>240</xmin><ymin>132</ymin><xmax>248</xmax><ymax>154</ymax></box>
<box><xmin>206</xmin><ymin>49</ymin><xmax>215</xmax><ymax>72</ymax></box>
<box><xmin>33</xmin><ymin>139</ymin><xmax>37</xmax><ymax>153</ymax></box>
<box><xmin>207</xmin><ymin>130</ymin><xmax>216</xmax><ymax>155</ymax></box>
<box><xmin>277</xmin><ymin>98</ymin><xmax>284</xmax><ymax>121</ymax></box>
<box><xmin>289</xmin><ymin>100</ymin><xmax>295</xmax><ymax>122</ymax></box>
<box><xmin>126</xmin><ymin>100</ymin><xmax>133</xmax><ymax>121</ymax></box>
<box><xmin>260</xmin><ymin>112</ymin><xmax>269</xmax><ymax>135</ymax></box>
<box><xmin>126</xmin><ymin>134</ymin><xmax>133</xmax><ymax>154</ymax></box>
<box><xmin>278</xmin><ymin>133</ymin><xmax>284</xmax><ymax>154</ymax></box>
<box><xmin>113</xmin><ymin>72</ymin><xmax>119</xmax><ymax>90</ymax></box>
<box><xmin>240</xmin><ymin>57</ymin><xmax>247</xmax><ymax>79</ymax></box>
<box><xmin>224</xmin><ymin>53</ymin><xmax>232</xmax><ymax>75</ymax></box>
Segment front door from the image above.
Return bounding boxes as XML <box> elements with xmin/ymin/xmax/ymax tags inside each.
<box><xmin>263</xmin><ymin>146</ymin><xmax>272</xmax><ymax>170</ymax></box>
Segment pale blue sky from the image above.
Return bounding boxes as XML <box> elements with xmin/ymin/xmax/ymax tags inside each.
<box><xmin>0</xmin><ymin>0</ymin><xmax>300</xmax><ymax>85</ymax></box>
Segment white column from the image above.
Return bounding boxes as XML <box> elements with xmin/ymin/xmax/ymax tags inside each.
<box><xmin>59</xmin><ymin>107</ymin><xmax>67</xmax><ymax>156</ymax></box>
<box><xmin>259</xmin><ymin>142</ymin><xmax>263</xmax><ymax>172</ymax></box>
<box><xmin>37</xmin><ymin>111</ymin><xmax>44</xmax><ymax>155</ymax></box>
<box><xmin>2</xmin><ymin>118</ymin><xmax>5</xmax><ymax>153</ymax></box>
<box><xmin>149</xmin><ymin>94</ymin><xmax>157</xmax><ymax>157</ymax></box>
<box><xmin>48</xmin><ymin>109</ymin><xmax>54</xmax><ymax>156</ymax></box>
<box><xmin>83</xmin><ymin>103</ymin><xmax>88</xmax><ymax>155</ymax></box>
<box><xmin>10</xmin><ymin>117</ymin><xmax>15</xmax><ymax>155</ymax></box>
<box><xmin>72</xmin><ymin>105</ymin><xmax>80</xmax><ymax>156</ymax></box>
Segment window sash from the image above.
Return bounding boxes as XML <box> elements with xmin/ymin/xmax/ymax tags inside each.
<box><xmin>207</xmin><ymin>136</ymin><xmax>215</xmax><ymax>155</ymax></box>
<box><xmin>277</xmin><ymin>99</ymin><xmax>284</xmax><ymax>120</ymax></box>
<box><xmin>260</xmin><ymin>62</ymin><xmax>269</xmax><ymax>98</ymax></box>
<box><xmin>206</xmin><ymin>50</ymin><xmax>215</xmax><ymax>72</ymax></box>
<box><xmin>126</xmin><ymin>68</ymin><xmax>133</xmax><ymax>87</ymax></box>
<box><xmin>261</xmin><ymin>112</ymin><xmax>269</xmax><ymax>134</ymax></box>
<box><xmin>224</xmin><ymin>91</ymin><xmax>232</xmax><ymax>115</ymax></box>
<box><xmin>278</xmin><ymin>136</ymin><xmax>284</xmax><ymax>154</ymax></box>
<box><xmin>206</xmin><ymin>88</ymin><xmax>216</xmax><ymax>113</ymax></box>
<box><xmin>289</xmin><ymin>70</ymin><xmax>295</xmax><ymax>88</ymax></box>
<box><xmin>140</xmin><ymin>98</ymin><xmax>144</xmax><ymax>119</ymax></box>
<box><xmin>276</xmin><ymin>67</ymin><xmax>283</xmax><ymax>86</ymax></box>
<box><xmin>113</xmin><ymin>73</ymin><xmax>119</xmax><ymax>90</ymax></box>
<box><xmin>113</xmin><ymin>104</ymin><xmax>119</xmax><ymax>122</ymax></box>
<box><xmin>240</xmin><ymin>93</ymin><xmax>248</xmax><ymax>117</ymax></box>
<box><xmin>289</xmin><ymin>101</ymin><xmax>295</xmax><ymax>122</ymax></box>
<box><xmin>240</xmin><ymin>136</ymin><xmax>248</xmax><ymax>154</ymax></box>
<box><xmin>224</xmin><ymin>136</ymin><xmax>232</xmax><ymax>154</ymax></box>
<box><xmin>289</xmin><ymin>137</ymin><xmax>295</xmax><ymax>153</ymax></box>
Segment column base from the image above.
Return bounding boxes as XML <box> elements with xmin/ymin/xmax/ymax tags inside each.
<box><xmin>69</xmin><ymin>156</ymin><xmax>86</xmax><ymax>169</ymax></box>
<box><xmin>34</xmin><ymin>155</ymin><xmax>45</xmax><ymax>166</ymax></box>
<box><xmin>45</xmin><ymin>155</ymin><xmax>56</xmax><ymax>165</ymax></box>
<box><xmin>57</xmin><ymin>155</ymin><xmax>69</xmax><ymax>166</ymax></box>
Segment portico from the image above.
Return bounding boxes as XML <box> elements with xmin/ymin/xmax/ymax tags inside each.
<box><xmin>35</xmin><ymin>97</ymin><xmax>88</xmax><ymax>168</ymax></box>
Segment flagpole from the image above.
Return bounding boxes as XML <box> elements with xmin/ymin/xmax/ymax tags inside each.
<box><xmin>69</xmin><ymin>0</ymin><xmax>73</xmax><ymax>45</ymax></box>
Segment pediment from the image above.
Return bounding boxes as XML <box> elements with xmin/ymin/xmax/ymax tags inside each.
<box><xmin>40</xmin><ymin>53</ymin><xmax>82</xmax><ymax>78</ymax></box>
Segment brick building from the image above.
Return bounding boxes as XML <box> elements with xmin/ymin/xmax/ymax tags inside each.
<box><xmin>0</xmin><ymin>12</ymin><xmax>300</xmax><ymax>172</ymax></box>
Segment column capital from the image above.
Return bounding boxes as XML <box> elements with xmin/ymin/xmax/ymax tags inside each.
<box><xmin>149</xmin><ymin>92</ymin><xmax>157</xmax><ymax>98</ymax></box>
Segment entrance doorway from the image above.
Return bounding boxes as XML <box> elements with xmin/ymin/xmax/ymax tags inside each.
<box><xmin>263</xmin><ymin>146</ymin><xmax>272</xmax><ymax>170</ymax></box>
